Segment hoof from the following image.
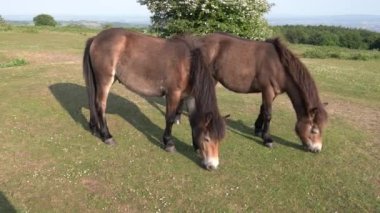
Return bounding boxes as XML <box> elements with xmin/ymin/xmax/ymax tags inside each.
<box><xmin>264</xmin><ymin>142</ymin><xmax>274</xmax><ymax>148</ymax></box>
<box><xmin>104</xmin><ymin>138</ymin><xmax>117</xmax><ymax>145</ymax></box>
<box><xmin>164</xmin><ymin>145</ymin><xmax>176</xmax><ymax>153</ymax></box>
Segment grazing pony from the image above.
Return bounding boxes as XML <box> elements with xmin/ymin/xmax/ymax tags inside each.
<box><xmin>194</xmin><ymin>33</ymin><xmax>328</xmax><ymax>152</ymax></box>
<box><xmin>83</xmin><ymin>28</ymin><xmax>225</xmax><ymax>169</ymax></box>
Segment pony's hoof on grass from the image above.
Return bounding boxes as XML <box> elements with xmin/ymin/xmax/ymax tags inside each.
<box><xmin>164</xmin><ymin>145</ymin><xmax>176</xmax><ymax>153</ymax></box>
<box><xmin>104</xmin><ymin>138</ymin><xmax>117</xmax><ymax>145</ymax></box>
<box><xmin>264</xmin><ymin>142</ymin><xmax>274</xmax><ymax>148</ymax></box>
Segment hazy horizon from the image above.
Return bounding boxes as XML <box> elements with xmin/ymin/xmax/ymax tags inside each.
<box><xmin>1</xmin><ymin>0</ymin><xmax>379</xmax><ymax>18</ymax></box>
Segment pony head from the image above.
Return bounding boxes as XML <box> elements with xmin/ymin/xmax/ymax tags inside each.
<box><xmin>192</xmin><ymin>112</ymin><xmax>226</xmax><ymax>170</ymax></box>
<box><xmin>295</xmin><ymin>104</ymin><xmax>328</xmax><ymax>152</ymax></box>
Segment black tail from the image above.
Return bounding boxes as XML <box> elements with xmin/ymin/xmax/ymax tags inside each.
<box><xmin>190</xmin><ymin>48</ymin><xmax>225</xmax><ymax>140</ymax></box>
<box><xmin>83</xmin><ymin>37</ymin><xmax>99</xmax><ymax>128</ymax></box>
<box><xmin>267</xmin><ymin>38</ymin><xmax>320</xmax><ymax>111</ymax></box>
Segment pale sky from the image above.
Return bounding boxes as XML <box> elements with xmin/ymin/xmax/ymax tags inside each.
<box><xmin>0</xmin><ymin>0</ymin><xmax>379</xmax><ymax>18</ymax></box>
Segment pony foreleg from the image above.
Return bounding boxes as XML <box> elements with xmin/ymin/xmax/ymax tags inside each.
<box><xmin>254</xmin><ymin>104</ymin><xmax>265</xmax><ymax>136</ymax></box>
<box><xmin>173</xmin><ymin>99</ymin><xmax>184</xmax><ymax>125</ymax></box>
<box><xmin>163</xmin><ymin>92</ymin><xmax>182</xmax><ymax>152</ymax></box>
<box><xmin>261</xmin><ymin>89</ymin><xmax>275</xmax><ymax>148</ymax></box>
<box><xmin>185</xmin><ymin>97</ymin><xmax>198</xmax><ymax>151</ymax></box>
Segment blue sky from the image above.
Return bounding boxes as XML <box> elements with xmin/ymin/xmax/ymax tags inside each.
<box><xmin>0</xmin><ymin>0</ymin><xmax>379</xmax><ymax>17</ymax></box>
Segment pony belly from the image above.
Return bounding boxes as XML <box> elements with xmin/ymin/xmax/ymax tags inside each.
<box><xmin>116</xmin><ymin>75</ymin><xmax>167</xmax><ymax>97</ymax></box>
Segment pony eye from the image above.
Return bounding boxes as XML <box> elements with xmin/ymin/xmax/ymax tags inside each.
<box><xmin>311</xmin><ymin>126</ymin><xmax>320</xmax><ymax>134</ymax></box>
<box><xmin>204</xmin><ymin>136</ymin><xmax>210</xmax><ymax>142</ymax></box>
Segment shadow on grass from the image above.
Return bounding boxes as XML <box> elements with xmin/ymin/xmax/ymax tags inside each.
<box><xmin>49</xmin><ymin>83</ymin><xmax>200</xmax><ymax>167</ymax></box>
<box><xmin>225</xmin><ymin>118</ymin><xmax>305</xmax><ymax>152</ymax></box>
<box><xmin>0</xmin><ymin>192</ymin><xmax>16</xmax><ymax>213</ymax></box>
<box><xmin>142</xmin><ymin>97</ymin><xmax>304</xmax><ymax>152</ymax></box>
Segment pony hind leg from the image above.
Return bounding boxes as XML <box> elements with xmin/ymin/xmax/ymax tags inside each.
<box><xmin>89</xmin><ymin>110</ymin><xmax>100</xmax><ymax>137</ymax></box>
<box><xmin>96</xmin><ymin>75</ymin><xmax>116</xmax><ymax>145</ymax></box>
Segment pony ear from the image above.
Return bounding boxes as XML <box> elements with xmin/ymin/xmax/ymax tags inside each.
<box><xmin>205</xmin><ymin>112</ymin><xmax>213</xmax><ymax>127</ymax></box>
<box><xmin>223</xmin><ymin>114</ymin><xmax>230</xmax><ymax>120</ymax></box>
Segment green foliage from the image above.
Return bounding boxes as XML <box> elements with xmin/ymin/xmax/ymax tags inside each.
<box><xmin>369</xmin><ymin>37</ymin><xmax>380</xmax><ymax>50</ymax></box>
<box><xmin>102</xmin><ymin>23</ymin><xmax>113</xmax><ymax>30</ymax></box>
<box><xmin>0</xmin><ymin>15</ymin><xmax>12</xmax><ymax>31</ymax></box>
<box><xmin>33</xmin><ymin>14</ymin><xmax>57</xmax><ymax>27</ymax></box>
<box><xmin>297</xmin><ymin>45</ymin><xmax>380</xmax><ymax>60</ymax></box>
<box><xmin>0</xmin><ymin>58</ymin><xmax>28</xmax><ymax>68</ymax></box>
<box><xmin>0</xmin><ymin>15</ymin><xmax>6</xmax><ymax>25</ymax></box>
<box><xmin>138</xmin><ymin>0</ymin><xmax>272</xmax><ymax>39</ymax></box>
<box><xmin>274</xmin><ymin>25</ymin><xmax>380</xmax><ymax>50</ymax></box>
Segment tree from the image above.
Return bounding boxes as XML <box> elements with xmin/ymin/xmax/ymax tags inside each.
<box><xmin>33</xmin><ymin>14</ymin><xmax>57</xmax><ymax>27</ymax></box>
<box><xmin>369</xmin><ymin>37</ymin><xmax>380</xmax><ymax>50</ymax></box>
<box><xmin>0</xmin><ymin>15</ymin><xmax>6</xmax><ymax>25</ymax></box>
<box><xmin>138</xmin><ymin>0</ymin><xmax>273</xmax><ymax>39</ymax></box>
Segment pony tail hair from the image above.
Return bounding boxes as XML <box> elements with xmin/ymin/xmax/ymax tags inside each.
<box><xmin>190</xmin><ymin>48</ymin><xmax>225</xmax><ymax>140</ymax></box>
<box><xmin>267</xmin><ymin>38</ymin><xmax>320</xmax><ymax>111</ymax></box>
<box><xmin>83</xmin><ymin>37</ymin><xmax>99</xmax><ymax>127</ymax></box>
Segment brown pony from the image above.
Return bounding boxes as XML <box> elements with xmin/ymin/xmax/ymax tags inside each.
<box><xmin>194</xmin><ymin>33</ymin><xmax>328</xmax><ymax>152</ymax></box>
<box><xmin>83</xmin><ymin>28</ymin><xmax>225</xmax><ymax>170</ymax></box>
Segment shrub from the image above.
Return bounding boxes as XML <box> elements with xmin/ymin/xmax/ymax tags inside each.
<box><xmin>369</xmin><ymin>38</ymin><xmax>380</xmax><ymax>50</ymax></box>
<box><xmin>0</xmin><ymin>15</ymin><xmax>6</xmax><ymax>25</ymax></box>
<box><xmin>139</xmin><ymin>0</ymin><xmax>273</xmax><ymax>39</ymax></box>
<box><xmin>274</xmin><ymin>25</ymin><xmax>380</xmax><ymax>50</ymax></box>
<box><xmin>0</xmin><ymin>58</ymin><xmax>28</xmax><ymax>68</ymax></box>
<box><xmin>302</xmin><ymin>46</ymin><xmax>380</xmax><ymax>60</ymax></box>
<box><xmin>33</xmin><ymin>14</ymin><xmax>57</xmax><ymax>27</ymax></box>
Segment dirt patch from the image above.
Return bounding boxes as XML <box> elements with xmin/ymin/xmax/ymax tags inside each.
<box><xmin>81</xmin><ymin>177</ymin><xmax>116</xmax><ymax>199</ymax></box>
<box><xmin>81</xmin><ymin>178</ymin><xmax>106</xmax><ymax>194</ymax></box>
<box><xmin>326</xmin><ymin>97</ymin><xmax>380</xmax><ymax>138</ymax></box>
<box><xmin>5</xmin><ymin>50</ymin><xmax>80</xmax><ymax>65</ymax></box>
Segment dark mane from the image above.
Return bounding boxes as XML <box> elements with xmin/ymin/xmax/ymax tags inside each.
<box><xmin>189</xmin><ymin>48</ymin><xmax>225</xmax><ymax>140</ymax></box>
<box><xmin>267</xmin><ymin>38</ymin><xmax>322</xmax><ymax>113</ymax></box>
<box><xmin>214</xmin><ymin>32</ymin><xmax>264</xmax><ymax>42</ymax></box>
<box><xmin>169</xmin><ymin>34</ymin><xmax>200</xmax><ymax>50</ymax></box>
<box><xmin>171</xmin><ymin>33</ymin><xmax>225</xmax><ymax>140</ymax></box>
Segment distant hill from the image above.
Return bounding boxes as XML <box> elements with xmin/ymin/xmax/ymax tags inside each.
<box><xmin>3</xmin><ymin>14</ymin><xmax>151</xmax><ymax>28</ymax></box>
<box><xmin>267</xmin><ymin>15</ymin><xmax>380</xmax><ymax>32</ymax></box>
<box><xmin>3</xmin><ymin>14</ymin><xmax>380</xmax><ymax>32</ymax></box>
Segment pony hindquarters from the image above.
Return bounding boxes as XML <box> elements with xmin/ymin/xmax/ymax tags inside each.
<box><xmin>83</xmin><ymin>37</ymin><xmax>116</xmax><ymax>145</ymax></box>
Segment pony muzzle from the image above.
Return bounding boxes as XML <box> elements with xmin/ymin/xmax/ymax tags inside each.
<box><xmin>304</xmin><ymin>140</ymin><xmax>322</xmax><ymax>153</ymax></box>
<box><xmin>203</xmin><ymin>157</ymin><xmax>219</xmax><ymax>170</ymax></box>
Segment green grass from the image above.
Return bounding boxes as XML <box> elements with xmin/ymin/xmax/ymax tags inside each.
<box><xmin>0</xmin><ymin>27</ymin><xmax>379</xmax><ymax>212</ymax></box>
<box><xmin>0</xmin><ymin>58</ymin><xmax>28</xmax><ymax>68</ymax></box>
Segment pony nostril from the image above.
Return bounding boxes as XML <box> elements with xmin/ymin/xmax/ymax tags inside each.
<box><xmin>202</xmin><ymin>157</ymin><xmax>219</xmax><ymax>170</ymax></box>
<box><xmin>205</xmin><ymin>164</ymin><xmax>217</xmax><ymax>171</ymax></box>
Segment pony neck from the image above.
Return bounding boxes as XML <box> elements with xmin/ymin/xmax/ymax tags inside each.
<box><xmin>286</xmin><ymin>85</ymin><xmax>312</xmax><ymax>120</ymax></box>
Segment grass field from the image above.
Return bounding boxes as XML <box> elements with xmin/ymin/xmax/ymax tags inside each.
<box><xmin>0</xmin><ymin>26</ymin><xmax>379</xmax><ymax>212</ymax></box>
